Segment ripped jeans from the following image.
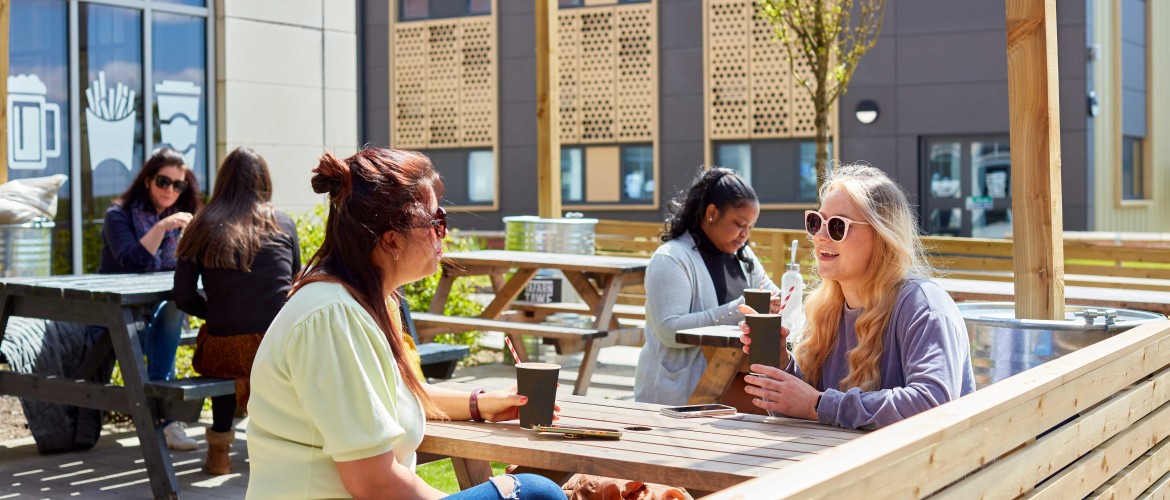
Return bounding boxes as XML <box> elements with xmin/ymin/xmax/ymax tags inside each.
<box><xmin>443</xmin><ymin>473</ymin><xmax>564</xmax><ymax>500</ymax></box>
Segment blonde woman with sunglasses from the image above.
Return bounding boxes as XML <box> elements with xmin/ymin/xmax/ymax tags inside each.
<box><xmin>739</xmin><ymin>164</ymin><xmax>975</xmax><ymax>430</ymax></box>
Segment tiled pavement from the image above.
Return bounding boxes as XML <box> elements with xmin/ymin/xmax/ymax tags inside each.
<box><xmin>0</xmin><ymin>343</ymin><xmax>641</xmax><ymax>499</ymax></box>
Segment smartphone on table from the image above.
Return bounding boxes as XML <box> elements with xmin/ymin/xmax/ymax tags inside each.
<box><xmin>659</xmin><ymin>404</ymin><xmax>737</xmax><ymax>418</ymax></box>
<box><xmin>531</xmin><ymin>424</ymin><xmax>623</xmax><ymax>439</ymax></box>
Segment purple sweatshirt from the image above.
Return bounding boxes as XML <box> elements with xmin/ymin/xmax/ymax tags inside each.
<box><xmin>789</xmin><ymin>277</ymin><xmax>976</xmax><ymax>430</ymax></box>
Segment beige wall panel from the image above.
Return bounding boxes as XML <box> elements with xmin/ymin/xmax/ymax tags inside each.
<box><xmin>427</xmin><ymin>21</ymin><xmax>462</xmax><ymax>147</ymax></box>
<box><xmin>580</xmin><ymin>10</ymin><xmax>616</xmax><ymax>143</ymax></box>
<box><xmin>221</xmin><ymin>17</ymin><xmax>322</xmax><ymax>88</ymax></box>
<box><xmin>708</xmin><ymin>0</ymin><xmax>751</xmax><ymax>139</ymax></box>
<box><xmin>1155</xmin><ymin>0</ymin><xmax>1170</xmax><ymax>231</ymax></box>
<box><xmin>323</xmin><ymin>0</ymin><xmax>356</xmax><ymax>33</ymax></box>
<box><xmin>586</xmin><ymin>146</ymin><xmax>621</xmax><ymax>202</ymax></box>
<box><xmin>460</xmin><ymin>16</ymin><xmax>495</xmax><ymax>146</ymax></box>
<box><xmin>749</xmin><ymin>14</ymin><xmax>790</xmax><ymax>136</ymax></box>
<box><xmin>325</xmin><ymin>88</ymin><xmax>358</xmax><ymax>154</ymax></box>
<box><xmin>222</xmin><ymin>82</ymin><xmax>324</xmax><ymax>146</ymax></box>
<box><xmin>788</xmin><ymin>49</ymin><xmax>817</xmax><ymax>137</ymax></box>
<box><xmin>393</xmin><ymin>24</ymin><xmax>429</xmax><ymax>147</ymax></box>
<box><xmin>324</xmin><ymin>31</ymin><xmax>358</xmax><ymax>91</ymax></box>
<box><xmin>221</xmin><ymin>0</ymin><xmax>323</xmax><ymax>30</ymax></box>
<box><xmin>558</xmin><ymin>11</ymin><xmax>582</xmax><ymax>143</ymax></box>
<box><xmin>241</xmin><ymin>143</ymin><xmax>330</xmax><ymax>214</ymax></box>
<box><xmin>615</xmin><ymin>5</ymin><xmax>655</xmax><ymax>142</ymax></box>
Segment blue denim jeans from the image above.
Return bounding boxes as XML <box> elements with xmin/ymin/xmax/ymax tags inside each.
<box><xmin>444</xmin><ymin>474</ymin><xmax>564</xmax><ymax>500</ymax></box>
<box><xmin>137</xmin><ymin>300</ymin><xmax>185</xmax><ymax>381</ymax></box>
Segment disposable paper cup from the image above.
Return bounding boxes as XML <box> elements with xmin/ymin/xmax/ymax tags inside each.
<box><xmin>743</xmin><ymin>289</ymin><xmax>772</xmax><ymax>315</ymax></box>
<box><xmin>746</xmin><ymin>313</ymin><xmax>786</xmax><ymax>372</ymax></box>
<box><xmin>515</xmin><ymin>362</ymin><xmax>560</xmax><ymax>428</ymax></box>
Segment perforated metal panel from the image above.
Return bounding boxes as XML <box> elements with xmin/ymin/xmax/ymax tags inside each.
<box><xmin>391</xmin><ymin>14</ymin><xmax>497</xmax><ymax>149</ymax></box>
<box><xmin>579</xmin><ymin>9</ymin><xmax>616</xmax><ymax>143</ymax></box>
<box><xmin>615</xmin><ymin>5</ymin><xmax>655</xmax><ymax>142</ymax></box>
<box><xmin>558</xmin><ymin>11</ymin><xmax>582</xmax><ymax>143</ymax></box>
<box><xmin>706</xmin><ymin>0</ymin><xmax>829</xmax><ymax>140</ymax></box>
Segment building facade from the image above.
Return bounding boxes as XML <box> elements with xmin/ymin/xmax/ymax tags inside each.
<box><xmin>4</xmin><ymin>0</ymin><xmax>358</xmax><ymax>274</ymax></box>
<box><xmin>363</xmin><ymin>0</ymin><xmax>1168</xmax><ymax>236</ymax></box>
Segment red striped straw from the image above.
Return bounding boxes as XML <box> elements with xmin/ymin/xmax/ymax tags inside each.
<box><xmin>777</xmin><ymin>285</ymin><xmax>797</xmax><ymax>314</ymax></box>
<box><xmin>504</xmin><ymin>336</ymin><xmax>521</xmax><ymax>365</ymax></box>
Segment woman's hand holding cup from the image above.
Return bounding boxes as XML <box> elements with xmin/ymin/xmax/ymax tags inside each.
<box><xmin>476</xmin><ymin>385</ymin><xmax>561</xmax><ymax>423</ymax></box>
<box><xmin>737</xmin><ymin>303</ymin><xmax>789</xmax><ymax>356</ymax></box>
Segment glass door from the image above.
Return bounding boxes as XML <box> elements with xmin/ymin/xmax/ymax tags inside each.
<box><xmin>921</xmin><ymin>136</ymin><xmax>1012</xmax><ymax>238</ymax></box>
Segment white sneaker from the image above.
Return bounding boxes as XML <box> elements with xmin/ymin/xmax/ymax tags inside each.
<box><xmin>163</xmin><ymin>421</ymin><xmax>199</xmax><ymax>451</ymax></box>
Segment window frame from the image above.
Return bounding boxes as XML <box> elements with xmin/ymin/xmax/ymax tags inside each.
<box><xmin>561</xmin><ymin>143</ymin><xmax>660</xmax><ymax>211</ymax></box>
<box><xmin>712</xmin><ymin>139</ymin><xmax>823</xmax><ymax>210</ymax></box>
<box><xmin>396</xmin><ymin>0</ymin><xmax>492</xmax><ymax>22</ymax></box>
<box><xmin>1114</xmin><ymin>0</ymin><xmax>1154</xmax><ymax>205</ymax></box>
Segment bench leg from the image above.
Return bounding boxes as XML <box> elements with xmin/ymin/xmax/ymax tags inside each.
<box><xmin>573</xmin><ymin>336</ymin><xmax>612</xmax><ymax>396</ymax></box>
<box><xmin>687</xmin><ymin>347</ymin><xmax>746</xmax><ymax>405</ymax></box>
<box><xmin>452</xmin><ymin>457</ymin><xmax>494</xmax><ymax>490</ymax></box>
<box><xmin>105</xmin><ymin>304</ymin><xmax>180</xmax><ymax>499</ymax></box>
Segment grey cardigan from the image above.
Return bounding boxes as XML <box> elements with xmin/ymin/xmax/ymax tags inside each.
<box><xmin>633</xmin><ymin>232</ymin><xmax>778</xmax><ymax>405</ymax></box>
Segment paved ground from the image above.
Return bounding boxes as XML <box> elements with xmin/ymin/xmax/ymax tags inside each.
<box><xmin>0</xmin><ymin>342</ymin><xmax>641</xmax><ymax>499</ymax></box>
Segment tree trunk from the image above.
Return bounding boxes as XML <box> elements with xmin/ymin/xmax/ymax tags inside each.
<box><xmin>813</xmin><ymin>71</ymin><xmax>831</xmax><ymax>189</ymax></box>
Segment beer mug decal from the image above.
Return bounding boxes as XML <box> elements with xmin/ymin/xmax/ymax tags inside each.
<box><xmin>7</xmin><ymin>74</ymin><xmax>62</xmax><ymax>171</ymax></box>
<box><xmin>155</xmin><ymin>80</ymin><xmax>202</xmax><ymax>166</ymax></box>
<box><xmin>84</xmin><ymin>71</ymin><xmax>136</xmax><ymax>172</ymax></box>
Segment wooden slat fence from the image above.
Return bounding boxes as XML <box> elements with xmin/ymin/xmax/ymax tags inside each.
<box><xmin>708</xmin><ymin>319</ymin><xmax>1170</xmax><ymax>499</ymax></box>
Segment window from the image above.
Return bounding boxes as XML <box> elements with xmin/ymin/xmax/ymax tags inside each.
<box><xmin>421</xmin><ymin>149</ymin><xmax>494</xmax><ymax>206</ymax></box>
<box><xmin>1119</xmin><ymin>0</ymin><xmax>1148</xmax><ymax>200</ymax></box>
<box><xmin>713</xmin><ymin>140</ymin><xmax>824</xmax><ymax>204</ymax></box>
<box><xmin>920</xmin><ymin>136</ymin><xmax>1012</xmax><ymax>239</ymax></box>
<box><xmin>399</xmin><ymin>0</ymin><xmax>490</xmax><ymax>21</ymax></box>
<box><xmin>7</xmin><ymin>0</ymin><xmax>212</xmax><ymax>274</ymax></box>
<box><xmin>467</xmin><ymin>150</ymin><xmax>494</xmax><ymax>204</ymax></box>
<box><xmin>560</xmin><ymin>144</ymin><xmax>654</xmax><ymax>206</ymax></box>
<box><xmin>562</xmin><ymin>147</ymin><xmax>584</xmax><ymax>202</ymax></box>
<box><xmin>621</xmin><ymin>146</ymin><xmax>653</xmax><ymax>202</ymax></box>
<box><xmin>559</xmin><ymin>0</ymin><xmax>583</xmax><ymax>6</ymax></box>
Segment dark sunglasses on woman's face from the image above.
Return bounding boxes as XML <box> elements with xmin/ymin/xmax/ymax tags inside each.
<box><xmin>152</xmin><ymin>175</ymin><xmax>189</xmax><ymax>193</ymax></box>
<box><xmin>805</xmin><ymin>210</ymin><xmax>870</xmax><ymax>242</ymax></box>
<box><xmin>419</xmin><ymin>207</ymin><xmax>447</xmax><ymax>239</ymax></box>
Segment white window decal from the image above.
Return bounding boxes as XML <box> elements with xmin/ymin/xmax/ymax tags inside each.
<box><xmin>155</xmin><ymin>80</ymin><xmax>202</xmax><ymax>166</ymax></box>
<box><xmin>84</xmin><ymin>71</ymin><xmax>136</xmax><ymax>171</ymax></box>
<box><xmin>7</xmin><ymin>74</ymin><xmax>62</xmax><ymax>171</ymax></box>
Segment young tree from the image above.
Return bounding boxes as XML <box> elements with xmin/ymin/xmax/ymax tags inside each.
<box><xmin>757</xmin><ymin>0</ymin><xmax>885</xmax><ymax>185</ymax></box>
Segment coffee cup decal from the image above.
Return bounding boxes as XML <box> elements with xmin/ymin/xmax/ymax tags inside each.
<box><xmin>84</xmin><ymin>71</ymin><xmax>136</xmax><ymax>172</ymax></box>
<box><xmin>155</xmin><ymin>80</ymin><xmax>202</xmax><ymax>166</ymax></box>
<box><xmin>7</xmin><ymin>74</ymin><xmax>62</xmax><ymax>171</ymax></box>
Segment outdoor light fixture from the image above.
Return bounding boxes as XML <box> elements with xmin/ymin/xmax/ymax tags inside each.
<box><xmin>855</xmin><ymin>100</ymin><xmax>879</xmax><ymax>125</ymax></box>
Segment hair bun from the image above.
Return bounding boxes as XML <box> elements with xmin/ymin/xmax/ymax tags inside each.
<box><xmin>311</xmin><ymin>152</ymin><xmax>352</xmax><ymax>201</ymax></box>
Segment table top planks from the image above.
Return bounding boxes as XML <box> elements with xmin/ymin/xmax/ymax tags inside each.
<box><xmin>441</xmin><ymin>250</ymin><xmax>650</xmax><ymax>275</ymax></box>
<box><xmin>676</xmin><ymin>324</ymin><xmax>744</xmax><ymax>348</ymax></box>
<box><xmin>421</xmin><ymin>383</ymin><xmax>864</xmax><ymax>492</ymax></box>
<box><xmin>0</xmin><ymin>272</ymin><xmax>176</xmax><ymax>305</ymax></box>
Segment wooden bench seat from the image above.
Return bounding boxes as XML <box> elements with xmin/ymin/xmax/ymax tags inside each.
<box><xmin>416</xmin><ymin>342</ymin><xmax>470</xmax><ymax>379</ymax></box>
<box><xmin>144</xmin><ymin>376</ymin><xmax>235</xmax><ymax>423</ymax></box>
<box><xmin>510</xmin><ymin>301</ymin><xmax>646</xmax><ymax>321</ymax></box>
<box><xmin>411</xmin><ymin>312</ymin><xmax>638</xmax><ymax>395</ymax></box>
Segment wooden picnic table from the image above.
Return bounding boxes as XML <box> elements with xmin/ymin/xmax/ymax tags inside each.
<box><xmin>675</xmin><ymin>325</ymin><xmax>748</xmax><ymax>405</ymax></box>
<box><xmin>424</xmin><ymin>250</ymin><xmax>649</xmax><ymax>395</ymax></box>
<box><xmin>0</xmin><ymin>273</ymin><xmax>185</xmax><ymax>499</ymax></box>
<box><xmin>419</xmin><ymin>382</ymin><xmax>865</xmax><ymax>496</ymax></box>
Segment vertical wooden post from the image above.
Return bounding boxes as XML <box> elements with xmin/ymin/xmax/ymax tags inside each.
<box><xmin>536</xmin><ymin>0</ymin><xmax>561</xmax><ymax>219</ymax></box>
<box><xmin>1005</xmin><ymin>0</ymin><xmax>1065</xmax><ymax>320</ymax></box>
<box><xmin>1</xmin><ymin>0</ymin><xmax>8</xmax><ymax>184</ymax></box>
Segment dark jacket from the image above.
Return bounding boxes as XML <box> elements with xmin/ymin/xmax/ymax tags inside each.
<box><xmin>98</xmin><ymin>202</ymin><xmax>178</xmax><ymax>274</ymax></box>
<box><xmin>172</xmin><ymin>211</ymin><xmax>301</xmax><ymax>336</ymax></box>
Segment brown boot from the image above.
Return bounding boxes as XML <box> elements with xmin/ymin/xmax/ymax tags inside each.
<box><xmin>203</xmin><ymin>429</ymin><xmax>235</xmax><ymax>475</ymax></box>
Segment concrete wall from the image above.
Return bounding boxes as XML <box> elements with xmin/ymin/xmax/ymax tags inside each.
<box><xmin>217</xmin><ymin>0</ymin><xmax>359</xmax><ymax>216</ymax></box>
<box><xmin>840</xmin><ymin>0</ymin><xmax>1091</xmax><ymax>231</ymax></box>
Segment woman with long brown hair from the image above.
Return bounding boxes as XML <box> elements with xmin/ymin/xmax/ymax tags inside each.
<box><xmin>739</xmin><ymin>164</ymin><xmax>975</xmax><ymax>430</ymax></box>
<box><xmin>173</xmin><ymin>147</ymin><xmax>299</xmax><ymax>474</ymax></box>
<box><xmin>99</xmin><ymin>146</ymin><xmax>204</xmax><ymax>450</ymax></box>
<box><xmin>245</xmin><ymin>148</ymin><xmax>563</xmax><ymax>499</ymax></box>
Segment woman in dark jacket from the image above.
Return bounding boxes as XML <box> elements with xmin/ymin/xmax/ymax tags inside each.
<box><xmin>173</xmin><ymin>147</ymin><xmax>300</xmax><ymax>474</ymax></box>
<box><xmin>98</xmin><ymin>147</ymin><xmax>203</xmax><ymax>450</ymax></box>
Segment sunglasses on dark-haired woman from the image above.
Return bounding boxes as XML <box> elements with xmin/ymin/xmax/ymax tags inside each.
<box><xmin>152</xmin><ymin>175</ymin><xmax>189</xmax><ymax>193</ymax></box>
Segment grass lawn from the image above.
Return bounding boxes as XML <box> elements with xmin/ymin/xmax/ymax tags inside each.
<box><xmin>417</xmin><ymin>459</ymin><xmax>509</xmax><ymax>494</ymax></box>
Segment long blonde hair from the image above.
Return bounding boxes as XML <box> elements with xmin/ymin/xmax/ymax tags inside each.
<box><xmin>794</xmin><ymin>163</ymin><xmax>934</xmax><ymax>392</ymax></box>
